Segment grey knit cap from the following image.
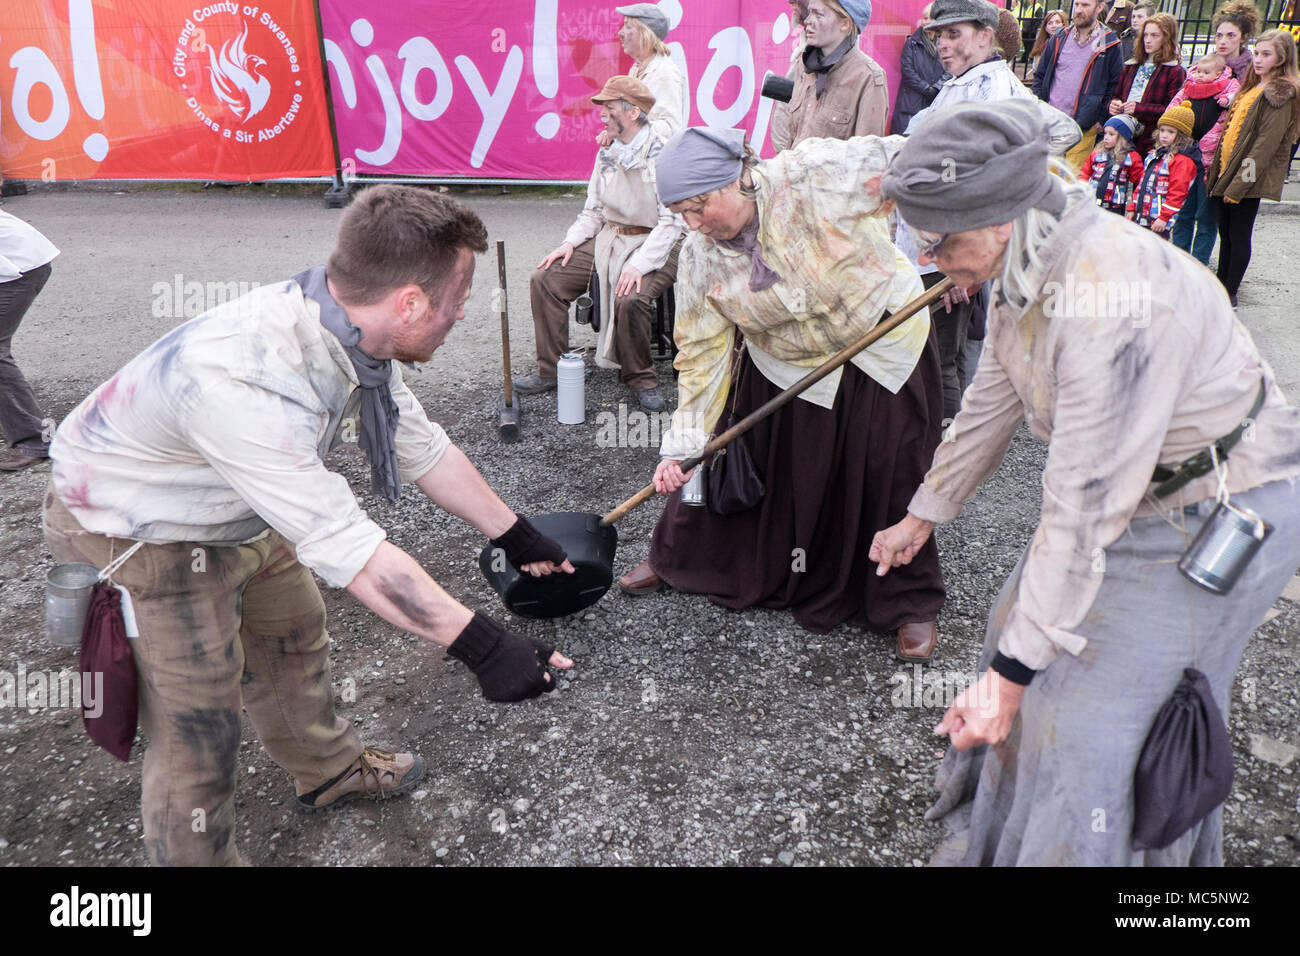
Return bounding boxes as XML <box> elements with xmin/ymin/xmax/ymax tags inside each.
<box><xmin>616</xmin><ymin>3</ymin><xmax>670</xmax><ymax>39</ymax></box>
<box><xmin>880</xmin><ymin>99</ymin><xmax>1064</xmax><ymax>234</ymax></box>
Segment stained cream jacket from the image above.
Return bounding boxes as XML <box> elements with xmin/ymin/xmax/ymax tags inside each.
<box><xmin>908</xmin><ymin>199</ymin><xmax>1300</xmax><ymax>671</ymax></box>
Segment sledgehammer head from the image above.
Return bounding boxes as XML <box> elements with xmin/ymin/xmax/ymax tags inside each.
<box><xmin>498</xmin><ymin>393</ymin><xmax>521</xmax><ymax>443</ymax></box>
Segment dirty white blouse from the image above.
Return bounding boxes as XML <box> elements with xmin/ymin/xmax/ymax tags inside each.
<box><xmin>50</xmin><ymin>279</ymin><xmax>450</xmax><ymax>588</ymax></box>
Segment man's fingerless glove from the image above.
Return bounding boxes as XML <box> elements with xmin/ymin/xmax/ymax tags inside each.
<box><xmin>447</xmin><ymin>612</ymin><xmax>557</xmax><ymax>702</ymax></box>
<box><xmin>490</xmin><ymin>514</ymin><xmax>568</xmax><ymax>571</ymax></box>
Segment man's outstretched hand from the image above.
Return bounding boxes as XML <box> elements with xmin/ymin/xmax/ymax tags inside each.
<box><xmin>448</xmin><ymin>612</ymin><xmax>573</xmax><ymax>702</ymax></box>
<box><xmin>869</xmin><ymin>513</ymin><xmax>935</xmax><ymax>577</ymax></box>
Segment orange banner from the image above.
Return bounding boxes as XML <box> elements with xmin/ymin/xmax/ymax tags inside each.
<box><xmin>0</xmin><ymin>0</ymin><xmax>336</xmax><ymax>180</ymax></box>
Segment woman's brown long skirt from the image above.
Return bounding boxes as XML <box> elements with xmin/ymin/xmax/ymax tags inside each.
<box><xmin>649</xmin><ymin>329</ymin><xmax>946</xmax><ymax>634</ymax></box>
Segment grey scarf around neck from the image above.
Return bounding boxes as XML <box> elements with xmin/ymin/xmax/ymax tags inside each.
<box><xmin>803</xmin><ymin>37</ymin><xmax>854</xmax><ymax>99</ymax></box>
<box><xmin>293</xmin><ymin>266</ymin><xmax>403</xmax><ymax>503</ymax></box>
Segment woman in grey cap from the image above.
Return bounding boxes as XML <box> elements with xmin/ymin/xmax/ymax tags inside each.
<box><xmin>771</xmin><ymin>0</ymin><xmax>889</xmax><ymax>151</ymax></box>
<box><xmin>618</xmin><ymin>126</ymin><xmax>948</xmax><ymax>665</ymax></box>
<box><xmin>872</xmin><ymin>99</ymin><xmax>1300</xmax><ymax>865</ymax></box>
<box><xmin>597</xmin><ymin>4</ymin><xmax>685</xmax><ymax>145</ymax></box>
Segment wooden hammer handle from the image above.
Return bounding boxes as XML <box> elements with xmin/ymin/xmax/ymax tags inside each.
<box><xmin>498</xmin><ymin>240</ymin><xmax>514</xmax><ymax>408</ymax></box>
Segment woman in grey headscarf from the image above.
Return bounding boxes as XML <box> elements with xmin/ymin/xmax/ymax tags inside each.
<box><xmin>617</xmin><ymin>126</ymin><xmax>948</xmax><ymax>664</ymax></box>
<box><xmin>872</xmin><ymin>99</ymin><xmax>1300</xmax><ymax>865</ymax></box>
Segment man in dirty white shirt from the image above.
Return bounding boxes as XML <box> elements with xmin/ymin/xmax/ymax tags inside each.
<box><xmin>44</xmin><ymin>186</ymin><xmax>575</xmax><ymax>866</ymax></box>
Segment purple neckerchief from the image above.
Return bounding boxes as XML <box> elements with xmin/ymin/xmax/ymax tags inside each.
<box><xmin>716</xmin><ymin>209</ymin><xmax>780</xmax><ymax>292</ymax></box>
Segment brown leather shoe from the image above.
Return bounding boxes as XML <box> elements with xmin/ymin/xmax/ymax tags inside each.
<box><xmin>618</xmin><ymin>559</ymin><xmax>665</xmax><ymax>596</ymax></box>
<box><xmin>896</xmin><ymin>621</ymin><xmax>938</xmax><ymax>664</ymax></box>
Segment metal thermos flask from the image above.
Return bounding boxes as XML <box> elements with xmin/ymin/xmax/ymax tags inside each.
<box><xmin>681</xmin><ymin>462</ymin><xmax>706</xmax><ymax>507</ymax></box>
<box><xmin>1178</xmin><ymin>501</ymin><xmax>1272</xmax><ymax>595</ymax></box>
<box><xmin>556</xmin><ymin>351</ymin><xmax>585</xmax><ymax>425</ymax></box>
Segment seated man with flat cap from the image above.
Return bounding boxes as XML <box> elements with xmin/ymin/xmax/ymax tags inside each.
<box><xmin>514</xmin><ymin>75</ymin><xmax>684</xmax><ymax>412</ymax></box>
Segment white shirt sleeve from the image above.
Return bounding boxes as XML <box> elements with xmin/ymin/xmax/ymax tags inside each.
<box><xmin>563</xmin><ymin>160</ymin><xmax>606</xmax><ymax>249</ymax></box>
<box><xmin>389</xmin><ymin>364</ymin><xmax>452</xmax><ymax>482</ymax></box>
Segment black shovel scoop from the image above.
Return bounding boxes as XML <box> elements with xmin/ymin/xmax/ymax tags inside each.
<box><xmin>478</xmin><ymin>278</ymin><xmax>952</xmax><ymax>618</ymax></box>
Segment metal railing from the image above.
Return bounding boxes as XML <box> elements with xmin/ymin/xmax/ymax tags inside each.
<box><xmin>1008</xmin><ymin>0</ymin><xmax>1299</xmax><ymax>80</ymax></box>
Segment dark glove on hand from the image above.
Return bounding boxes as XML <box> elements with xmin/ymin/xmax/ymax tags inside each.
<box><xmin>447</xmin><ymin>612</ymin><xmax>557</xmax><ymax>702</ymax></box>
<box><xmin>491</xmin><ymin>514</ymin><xmax>567</xmax><ymax>570</ymax></box>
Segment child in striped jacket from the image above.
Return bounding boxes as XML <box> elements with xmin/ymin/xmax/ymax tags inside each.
<box><xmin>1081</xmin><ymin>114</ymin><xmax>1144</xmax><ymax>214</ymax></box>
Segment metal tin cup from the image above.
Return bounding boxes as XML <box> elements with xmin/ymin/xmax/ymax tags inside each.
<box><xmin>574</xmin><ymin>293</ymin><xmax>594</xmax><ymax>325</ymax></box>
<box><xmin>681</xmin><ymin>463</ymin><xmax>706</xmax><ymax>507</ymax></box>
<box><xmin>45</xmin><ymin>563</ymin><xmax>100</xmax><ymax>648</ymax></box>
<box><xmin>1178</xmin><ymin>501</ymin><xmax>1272</xmax><ymax>595</ymax></box>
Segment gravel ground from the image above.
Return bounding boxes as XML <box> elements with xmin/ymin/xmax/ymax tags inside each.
<box><xmin>0</xmin><ymin>184</ymin><xmax>1296</xmax><ymax>867</ymax></box>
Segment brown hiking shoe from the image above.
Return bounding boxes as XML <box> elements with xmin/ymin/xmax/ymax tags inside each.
<box><xmin>293</xmin><ymin>747</ymin><xmax>426</xmax><ymax>812</ymax></box>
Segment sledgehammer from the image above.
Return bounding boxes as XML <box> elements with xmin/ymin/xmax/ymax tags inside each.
<box><xmin>496</xmin><ymin>240</ymin><xmax>521</xmax><ymax>443</ymax></box>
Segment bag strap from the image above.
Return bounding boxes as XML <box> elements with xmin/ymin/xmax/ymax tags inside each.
<box><xmin>711</xmin><ymin>337</ymin><xmax>748</xmax><ymax>454</ymax></box>
<box><xmin>98</xmin><ymin>541</ymin><xmax>144</xmax><ymax>584</ymax></box>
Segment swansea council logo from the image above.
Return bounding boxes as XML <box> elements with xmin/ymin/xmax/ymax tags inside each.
<box><xmin>172</xmin><ymin>3</ymin><xmax>306</xmax><ymax>145</ymax></box>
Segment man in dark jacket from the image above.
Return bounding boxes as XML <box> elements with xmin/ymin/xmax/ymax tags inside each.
<box><xmin>890</xmin><ymin>4</ymin><xmax>945</xmax><ymax>134</ymax></box>
<box><xmin>1032</xmin><ymin>0</ymin><xmax>1123</xmax><ymax>167</ymax></box>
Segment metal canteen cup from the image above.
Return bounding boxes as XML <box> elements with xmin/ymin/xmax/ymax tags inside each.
<box><xmin>1178</xmin><ymin>501</ymin><xmax>1272</xmax><ymax>595</ymax></box>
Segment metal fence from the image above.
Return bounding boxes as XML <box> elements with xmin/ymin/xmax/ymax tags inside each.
<box><xmin>1009</xmin><ymin>0</ymin><xmax>1300</xmax><ymax>79</ymax></box>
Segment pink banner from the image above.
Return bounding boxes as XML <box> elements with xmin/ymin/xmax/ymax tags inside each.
<box><xmin>319</xmin><ymin>0</ymin><xmax>922</xmax><ymax>180</ymax></box>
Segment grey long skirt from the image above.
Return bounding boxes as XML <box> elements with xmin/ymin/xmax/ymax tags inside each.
<box><xmin>926</xmin><ymin>477</ymin><xmax>1300</xmax><ymax>866</ymax></box>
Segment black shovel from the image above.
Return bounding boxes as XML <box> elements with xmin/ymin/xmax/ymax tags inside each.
<box><xmin>479</xmin><ymin>277</ymin><xmax>953</xmax><ymax>618</ymax></box>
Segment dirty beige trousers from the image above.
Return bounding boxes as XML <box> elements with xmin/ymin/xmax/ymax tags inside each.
<box><xmin>42</xmin><ymin>483</ymin><xmax>362</xmax><ymax>866</ymax></box>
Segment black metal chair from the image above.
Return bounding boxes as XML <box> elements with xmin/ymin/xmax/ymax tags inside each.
<box><xmin>651</xmin><ymin>284</ymin><xmax>677</xmax><ymax>375</ymax></box>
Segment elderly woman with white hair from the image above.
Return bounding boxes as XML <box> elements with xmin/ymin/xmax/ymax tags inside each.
<box><xmin>872</xmin><ymin>99</ymin><xmax>1300</xmax><ymax>865</ymax></box>
<box><xmin>595</xmin><ymin>3</ymin><xmax>686</xmax><ymax>147</ymax></box>
<box><xmin>772</xmin><ymin>0</ymin><xmax>889</xmax><ymax>150</ymax></box>
<box><xmin>617</xmin><ymin>126</ymin><xmax>948</xmax><ymax>664</ymax></box>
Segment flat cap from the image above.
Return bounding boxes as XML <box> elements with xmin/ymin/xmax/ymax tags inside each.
<box><xmin>592</xmin><ymin>74</ymin><xmax>656</xmax><ymax>115</ymax></box>
<box><xmin>927</xmin><ymin>0</ymin><xmax>1000</xmax><ymax>31</ymax></box>
<box><xmin>616</xmin><ymin>3</ymin><xmax>670</xmax><ymax>40</ymax></box>
<box><xmin>881</xmin><ymin>99</ymin><xmax>1062</xmax><ymax>234</ymax></box>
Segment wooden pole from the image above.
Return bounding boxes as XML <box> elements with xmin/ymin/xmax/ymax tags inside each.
<box><xmin>600</xmin><ymin>277</ymin><xmax>953</xmax><ymax>525</ymax></box>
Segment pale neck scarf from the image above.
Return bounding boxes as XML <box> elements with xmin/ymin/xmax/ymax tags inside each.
<box><xmin>610</xmin><ymin>124</ymin><xmax>650</xmax><ymax>169</ymax></box>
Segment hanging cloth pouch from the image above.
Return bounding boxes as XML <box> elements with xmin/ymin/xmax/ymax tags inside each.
<box><xmin>707</xmin><ymin>340</ymin><xmax>766</xmax><ymax>515</ymax></box>
<box><xmin>81</xmin><ymin>542</ymin><xmax>143</xmax><ymax>762</ymax></box>
<box><xmin>1131</xmin><ymin>667</ymin><xmax>1234</xmax><ymax>850</ymax></box>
